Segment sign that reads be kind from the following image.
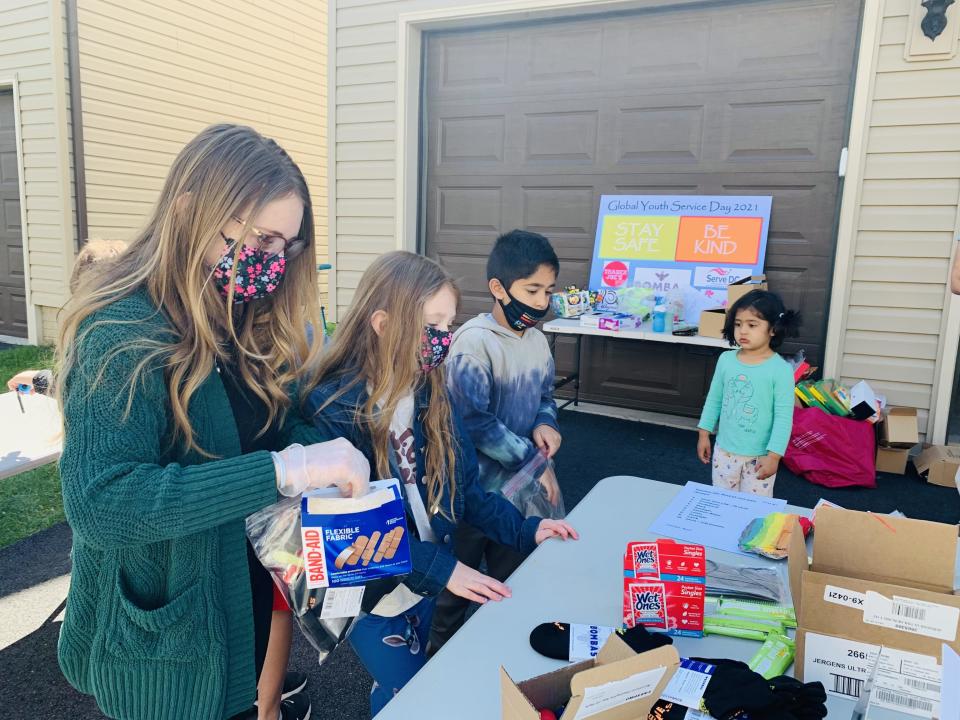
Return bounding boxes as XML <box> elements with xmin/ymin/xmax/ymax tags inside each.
<box><xmin>588</xmin><ymin>195</ymin><xmax>772</xmax><ymax>304</ymax></box>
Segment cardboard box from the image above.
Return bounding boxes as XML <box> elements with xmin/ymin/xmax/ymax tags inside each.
<box><xmin>698</xmin><ymin>308</ymin><xmax>727</xmax><ymax>339</ymax></box>
<box><xmin>727</xmin><ymin>274</ymin><xmax>768</xmax><ymax>306</ymax></box>
<box><xmin>300</xmin><ymin>479</ymin><xmax>412</xmax><ymax>589</ymax></box>
<box><xmin>500</xmin><ymin>639</ymin><xmax>679</xmax><ymax>720</ymax></box>
<box><xmin>876</xmin><ymin>446</ymin><xmax>909</xmax><ymax>475</ymax></box>
<box><xmin>879</xmin><ymin>407</ymin><xmax>919</xmax><ymax>448</ymax></box>
<box><xmin>788</xmin><ymin>507</ymin><xmax>960</xmax><ymax>700</ymax></box>
<box><xmin>914</xmin><ymin>444</ymin><xmax>960</xmax><ymax>487</ymax></box>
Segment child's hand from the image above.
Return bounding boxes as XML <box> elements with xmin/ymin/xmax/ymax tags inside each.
<box><xmin>532</xmin><ymin>424</ymin><xmax>562</xmax><ymax>458</ymax></box>
<box><xmin>446</xmin><ymin>561</ymin><xmax>512</xmax><ymax>604</ymax></box>
<box><xmin>697</xmin><ymin>430</ymin><xmax>712</xmax><ymax>464</ymax></box>
<box><xmin>535</xmin><ymin>519</ymin><xmax>579</xmax><ymax>544</ymax></box>
<box><xmin>538</xmin><ymin>465</ymin><xmax>561</xmax><ymax>507</ymax></box>
<box><xmin>756</xmin><ymin>453</ymin><xmax>780</xmax><ymax>480</ymax></box>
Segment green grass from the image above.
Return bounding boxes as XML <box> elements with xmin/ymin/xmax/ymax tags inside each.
<box><xmin>0</xmin><ymin>343</ymin><xmax>54</xmax><ymax>386</ymax></box>
<box><xmin>0</xmin><ymin>344</ymin><xmax>63</xmax><ymax>549</ymax></box>
<box><xmin>0</xmin><ymin>464</ymin><xmax>65</xmax><ymax>549</ymax></box>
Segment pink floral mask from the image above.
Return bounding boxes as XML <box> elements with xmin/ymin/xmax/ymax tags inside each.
<box><xmin>213</xmin><ymin>235</ymin><xmax>286</xmax><ymax>303</ymax></box>
<box><xmin>420</xmin><ymin>326</ymin><xmax>453</xmax><ymax>373</ymax></box>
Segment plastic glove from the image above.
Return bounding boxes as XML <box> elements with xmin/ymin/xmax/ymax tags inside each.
<box><xmin>273</xmin><ymin>438</ymin><xmax>370</xmax><ymax>498</ymax></box>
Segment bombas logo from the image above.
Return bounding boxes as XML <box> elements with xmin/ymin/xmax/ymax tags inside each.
<box><xmin>589</xmin><ymin>626</ymin><xmax>601</xmax><ymax>654</ymax></box>
<box><xmin>634</xmin><ymin>590</ymin><xmax>663</xmax><ymax>614</ymax></box>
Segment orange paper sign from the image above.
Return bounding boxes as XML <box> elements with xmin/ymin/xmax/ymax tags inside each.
<box><xmin>675</xmin><ymin>217</ymin><xmax>763</xmax><ymax>264</ymax></box>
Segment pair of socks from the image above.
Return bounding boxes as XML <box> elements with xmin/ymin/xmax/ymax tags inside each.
<box><xmin>690</xmin><ymin>658</ymin><xmax>827</xmax><ymax>720</ymax></box>
<box><xmin>528</xmin><ymin>622</ymin><xmax>672</xmax><ymax>661</ymax></box>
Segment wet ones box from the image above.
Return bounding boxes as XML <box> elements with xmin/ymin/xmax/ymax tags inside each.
<box><xmin>300</xmin><ymin>478</ymin><xmax>412</xmax><ymax>589</ymax></box>
<box><xmin>624</xmin><ymin>539</ymin><xmax>706</xmax><ymax>582</ymax></box>
<box><xmin>623</xmin><ymin>539</ymin><xmax>706</xmax><ymax>637</ymax></box>
<box><xmin>623</xmin><ymin>580</ymin><xmax>706</xmax><ymax>637</ymax></box>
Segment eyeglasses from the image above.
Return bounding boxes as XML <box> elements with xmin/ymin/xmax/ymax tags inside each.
<box><xmin>231</xmin><ymin>215</ymin><xmax>306</xmax><ymax>259</ymax></box>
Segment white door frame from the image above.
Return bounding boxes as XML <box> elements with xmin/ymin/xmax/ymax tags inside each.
<box><xmin>0</xmin><ymin>76</ymin><xmax>39</xmax><ymax>345</ymax></box>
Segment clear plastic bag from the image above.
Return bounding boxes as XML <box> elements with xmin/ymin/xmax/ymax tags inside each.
<box><xmin>246</xmin><ymin>496</ymin><xmax>360</xmax><ymax>661</ymax></box>
<box><xmin>500</xmin><ymin>451</ymin><xmax>566</xmax><ymax>520</ymax></box>
<box><xmin>704</xmin><ymin>559</ymin><xmax>788</xmax><ymax>604</ymax></box>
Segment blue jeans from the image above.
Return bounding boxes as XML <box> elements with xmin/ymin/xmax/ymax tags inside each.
<box><xmin>348</xmin><ymin>597</ymin><xmax>436</xmax><ymax>716</ymax></box>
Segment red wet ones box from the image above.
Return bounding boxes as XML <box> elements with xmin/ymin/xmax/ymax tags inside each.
<box><xmin>623</xmin><ymin>539</ymin><xmax>705</xmax><ymax>637</ymax></box>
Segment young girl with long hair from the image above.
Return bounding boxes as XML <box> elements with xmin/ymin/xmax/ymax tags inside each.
<box><xmin>55</xmin><ymin>124</ymin><xmax>369</xmax><ymax>720</ymax></box>
<box><xmin>304</xmin><ymin>251</ymin><xmax>578</xmax><ymax>716</ymax></box>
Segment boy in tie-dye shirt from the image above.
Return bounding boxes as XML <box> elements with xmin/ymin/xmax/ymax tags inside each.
<box><xmin>430</xmin><ymin>230</ymin><xmax>562</xmax><ymax>650</ymax></box>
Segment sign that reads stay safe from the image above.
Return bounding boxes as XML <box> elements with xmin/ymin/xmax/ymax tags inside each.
<box><xmin>588</xmin><ymin>195</ymin><xmax>772</xmax><ymax>303</ymax></box>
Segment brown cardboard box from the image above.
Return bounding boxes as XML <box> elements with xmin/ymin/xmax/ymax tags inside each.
<box><xmin>698</xmin><ymin>308</ymin><xmax>727</xmax><ymax>339</ymax></box>
<box><xmin>914</xmin><ymin>444</ymin><xmax>960</xmax><ymax>487</ymax></box>
<box><xmin>875</xmin><ymin>446</ymin><xmax>909</xmax><ymax>475</ymax></box>
<box><xmin>501</xmin><ymin>639</ymin><xmax>679</xmax><ymax>720</ymax></box>
<box><xmin>727</xmin><ymin>274</ymin><xmax>768</xmax><ymax>306</ymax></box>
<box><xmin>788</xmin><ymin>507</ymin><xmax>960</xmax><ymax>689</ymax></box>
<box><xmin>879</xmin><ymin>407</ymin><xmax>919</xmax><ymax>448</ymax></box>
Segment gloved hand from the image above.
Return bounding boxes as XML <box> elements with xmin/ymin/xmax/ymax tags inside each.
<box><xmin>272</xmin><ymin>438</ymin><xmax>370</xmax><ymax>498</ymax></box>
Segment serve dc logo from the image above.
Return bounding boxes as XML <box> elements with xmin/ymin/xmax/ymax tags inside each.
<box><xmin>634</xmin><ymin>590</ymin><xmax>663</xmax><ymax>613</ymax></box>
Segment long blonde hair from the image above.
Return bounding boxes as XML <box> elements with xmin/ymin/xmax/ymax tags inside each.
<box><xmin>309</xmin><ymin>251</ymin><xmax>460</xmax><ymax>519</ymax></box>
<box><xmin>57</xmin><ymin>124</ymin><xmax>321</xmax><ymax>455</ymax></box>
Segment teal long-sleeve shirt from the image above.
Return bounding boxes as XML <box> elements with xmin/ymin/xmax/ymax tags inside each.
<box><xmin>698</xmin><ymin>350</ymin><xmax>795</xmax><ymax>457</ymax></box>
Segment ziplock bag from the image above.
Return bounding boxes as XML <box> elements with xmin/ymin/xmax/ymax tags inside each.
<box><xmin>704</xmin><ymin>559</ymin><xmax>789</xmax><ymax>603</ymax></box>
<box><xmin>500</xmin><ymin>450</ymin><xmax>566</xmax><ymax>519</ymax></box>
<box><xmin>246</xmin><ymin>496</ymin><xmax>359</xmax><ymax>661</ymax></box>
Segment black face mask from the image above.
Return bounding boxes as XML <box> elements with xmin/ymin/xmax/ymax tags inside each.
<box><xmin>498</xmin><ymin>290</ymin><xmax>548</xmax><ymax>331</ymax></box>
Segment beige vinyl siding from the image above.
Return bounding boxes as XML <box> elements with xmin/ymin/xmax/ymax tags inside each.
<box><xmin>1</xmin><ymin>0</ymin><xmax>74</xmax><ymax>341</ymax></box>
<box><xmin>76</xmin><ymin>0</ymin><xmax>329</xmax><ymax>301</ymax></box>
<box><xmin>836</xmin><ymin>0</ymin><xmax>960</xmax><ymax>436</ymax></box>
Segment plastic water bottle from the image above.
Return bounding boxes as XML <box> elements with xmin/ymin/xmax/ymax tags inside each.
<box><xmin>653</xmin><ymin>300</ymin><xmax>666</xmax><ymax>332</ymax></box>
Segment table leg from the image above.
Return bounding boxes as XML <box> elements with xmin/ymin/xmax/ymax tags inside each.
<box><xmin>573</xmin><ymin>334</ymin><xmax>582</xmax><ymax>407</ymax></box>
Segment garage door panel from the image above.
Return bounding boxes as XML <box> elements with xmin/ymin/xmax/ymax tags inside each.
<box><xmin>523</xmin><ymin>110</ymin><xmax>600</xmax><ymax>165</ymax></box>
<box><xmin>521</xmin><ymin>186</ymin><xmax>596</xmax><ymax>236</ymax></box>
<box><xmin>435</xmin><ymin>115</ymin><xmax>508</xmax><ymax>168</ymax></box>
<box><xmin>423</xmin><ymin>0</ymin><xmax>859</xmax><ymax>416</ymax></box>
<box><xmin>427</xmin><ymin>34</ymin><xmax>510</xmax><ymax>94</ymax></box>
<box><xmin>615</xmin><ymin>104</ymin><xmax>706</xmax><ymax>167</ymax></box>
<box><xmin>525</xmin><ymin>25</ymin><xmax>604</xmax><ymax>85</ymax></box>
<box><xmin>434</xmin><ymin>186</ymin><xmax>503</xmax><ymax>234</ymax></box>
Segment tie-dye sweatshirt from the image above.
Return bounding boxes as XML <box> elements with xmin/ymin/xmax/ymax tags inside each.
<box><xmin>445</xmin><ymin>313</ymin><xmax>559</xmax><ymax>498</ymax></box>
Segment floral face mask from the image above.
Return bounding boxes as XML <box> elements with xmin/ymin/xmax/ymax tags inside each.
<box><xmin>420</xmin><ymin>326</ymin><xmax>453</xmax><ymax>373</ymax></box>
<box><xmin>212</xmin><ymin>234</ymin><xmax>286</xmax><ymax>303</ymax></box>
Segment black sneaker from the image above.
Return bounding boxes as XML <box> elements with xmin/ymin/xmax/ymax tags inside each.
<box><xmin>279</xmin><ymin>691</ymin><xmax>311</xmax><ymax>720</ymax></box>
<box><xmin>281</xmin><ymin>671</ymin><xmax>308</xmax><ymax>701</ymax></box>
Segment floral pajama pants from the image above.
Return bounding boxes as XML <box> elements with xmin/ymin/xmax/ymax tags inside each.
<box><xmin>712</xmin><ymin>447</ymin><xmax>776</xmax><ymax>497</ymax></box>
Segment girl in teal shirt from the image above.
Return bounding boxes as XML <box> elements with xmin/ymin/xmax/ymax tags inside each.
<box><xmin>697</xmin><ymin>290</ymin><xmax>800</xmax><ymax>496</ymax></box>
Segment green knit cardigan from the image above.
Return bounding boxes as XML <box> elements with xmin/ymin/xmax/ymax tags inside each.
<box><xmin>57</xmin><ymin>290</ymin><xmax>322</xmax><ymax>719</ymax></box>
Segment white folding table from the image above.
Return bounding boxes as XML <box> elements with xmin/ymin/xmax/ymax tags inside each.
<box><xmin>543</xmin><ymin>318</ymin><xmax>729</xmax><ymax>408</ymax></box>
<box><xmin>377</xmin><ymin>476</ymin><xmax>858</xmax><ymax>719</ymax></box>
<box><xmin>0</xmin><ymin>390</ymin><xmax>62</xmax><ymax>480</ymax></box>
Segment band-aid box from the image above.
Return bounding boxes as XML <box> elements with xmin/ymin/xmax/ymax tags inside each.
<box><xmin>300</xmin><ymin>478</ymin><xmax>412</xmax><ymax>589</ymax></box>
